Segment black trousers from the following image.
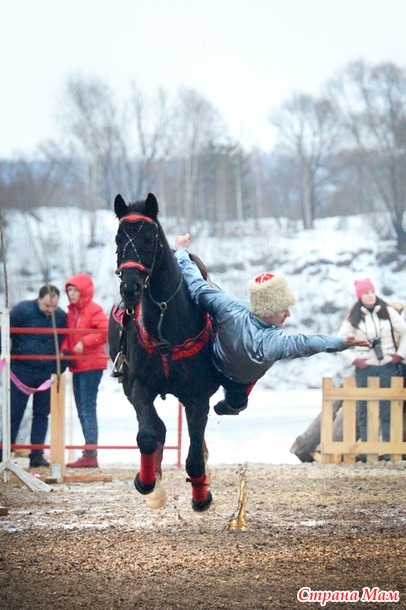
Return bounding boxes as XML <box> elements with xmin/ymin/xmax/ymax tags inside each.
<box><xmin>212</xmin><ymin>369</ymin><xmax>257</xmax><ymax>409</ymax></box>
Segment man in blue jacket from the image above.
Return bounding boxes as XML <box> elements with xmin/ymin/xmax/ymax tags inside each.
<box><xmin>174</xmin><ymin>234</ymin><xmax>371</xmax><ymax>416</ymax></box>
<box><xmin>2</xmin><ymin>285</ymin><xmax>67</xmax><ymax>467</ymax></box>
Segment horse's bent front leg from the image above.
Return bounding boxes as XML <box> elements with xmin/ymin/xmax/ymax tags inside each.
<box><xmin>184</xmin><ymin>400</ymin><xmax>212</xmax><ymax>512</ymax></box>
<box><xmin>143</xmin><ymin>440</ymin><xmax>168</xmax><ymax>509</ymax></box>
<box><xmin>125</xmin><ymin>379</ymin><xmax>166</xmax><ymax>500</ymax></box>
<box><xmin>134</xmin><ymin>438</ymin><xmax>165</xmax><ymax>488</ymax></box>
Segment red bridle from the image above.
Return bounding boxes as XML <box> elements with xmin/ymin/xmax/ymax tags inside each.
<box><xmin>117</xmin><ymin>213</ymin><xmax>159</xmax><ymax>274</ymax></box>
<box><xmin>118</xmin><ymin>213</ymin><xmax>157</xmax><ymax>226</ymax></box>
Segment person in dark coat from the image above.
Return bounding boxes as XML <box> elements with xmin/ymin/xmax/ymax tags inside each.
<box><xmin>1</xmin><ymin>285</ymin><xmax>66</xmax><ymax>467</ymax></box>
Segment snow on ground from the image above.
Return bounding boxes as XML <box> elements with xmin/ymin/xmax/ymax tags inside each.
<box><xmin>63</xmin><ymin>371</ymin><xmax>321</xmax><ymax>467</ymax></box>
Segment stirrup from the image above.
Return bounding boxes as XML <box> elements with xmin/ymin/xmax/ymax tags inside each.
<box><xmin>111</xmin><ymin>352</ymin><xmax>126</xmax><ymax>379</ymax></box>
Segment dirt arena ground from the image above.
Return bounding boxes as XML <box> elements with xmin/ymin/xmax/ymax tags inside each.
<box><xmin>0</xmin><ymin>461</ymin><xmax>405</xmax><ymax>610</ymax></box>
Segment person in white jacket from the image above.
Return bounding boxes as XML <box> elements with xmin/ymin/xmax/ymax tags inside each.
<box><xmin>338</xmin><ymin>278</ymin><xmax>406</xmax><ymax>445</ymax></box>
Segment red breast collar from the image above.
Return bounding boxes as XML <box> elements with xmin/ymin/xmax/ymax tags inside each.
<box><xmin>134</xmin><ymin>304</ymin><xmax>212</xmax><ymax>377</ymax></box>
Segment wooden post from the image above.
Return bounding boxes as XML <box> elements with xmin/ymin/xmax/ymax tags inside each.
<box><xmin>390</xmin><ymin>377</ymin><xmax>403</xmax><ymax>463</ymax></box>
<box><xmin>342</xmin><ymin>377</ymin><xmax>357</xmax><ymax>464</ymax></box>
<box><xmin>50</xmin><ymin>374</ymin><xmax>66</xmax><ymax>481</ymax></box>
<box><xmin>320</xmin><ymin>378</ymin><xmax>337</xmax><ymax>463</ymax></box>
<box><xmin>366</xmin><ymin>377</ymin><xmax>380</xmax><ymax>463</ymax></box>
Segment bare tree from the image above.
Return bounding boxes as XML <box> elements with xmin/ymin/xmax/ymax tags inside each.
<box><xmin>61</xmin><ymin>76</ymin><xmax>128</xmax><ymax>200</ymax></box>
<box><xmin>128</xmin><ymin>85</ymin><xmax>171</xmax><ymax>201</ymax></box>
<box><xmin>328</xmin><ymin>60</ymin><xmax>406</xmax><ymax>251</ymax></box>
<box><xmin>58</xmin><ymin>75</ymin><xmax>129</xmax><ymax>244</ymax></box>
<box><xmin>271</xmin><ymin>93</ymin><xmax>340</xmax><ymax>229</ymax></box>
<box><xmin>170</xmin><ymin>88</ymin><xmax>228</xmax><ymax>224</ymax></box>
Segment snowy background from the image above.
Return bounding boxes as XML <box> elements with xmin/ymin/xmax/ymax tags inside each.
<box><xmin>1</xmin><ymin>207</ymin><xmax>405</xmax><ymax>465</ymax></box>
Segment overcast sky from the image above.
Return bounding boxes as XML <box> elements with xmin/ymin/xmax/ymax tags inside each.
<box><xmin>1</xmin><ymin>0</ymin><xmax>405</xmax><ymax>159</ymax></box>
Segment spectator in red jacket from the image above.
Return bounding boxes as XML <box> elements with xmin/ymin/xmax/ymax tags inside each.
<box><xmin>61</xmin><ymin>274</ymin><xmax>108</xmax><ymax>468</ymax></box>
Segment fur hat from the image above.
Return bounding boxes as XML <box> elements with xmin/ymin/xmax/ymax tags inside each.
<box><xmin>354</xmin><ymin>278</ymin><xmax>375</xmax><ymax>299</ymax></box>
<box><xmin>249</xmin><ymin>272</ymin><xmax>296</xmax><ymax>317</ymax></box>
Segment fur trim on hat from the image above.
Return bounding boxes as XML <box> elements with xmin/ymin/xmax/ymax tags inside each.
<box><xmin>354</xmin><ymin>278</ymin><xmax>375</xmax><ymax>299</ymax></box>
<box><xmin>249</xmin><ymin>273</ymin><xmax>296</xmax><ymax>317</ymax></box>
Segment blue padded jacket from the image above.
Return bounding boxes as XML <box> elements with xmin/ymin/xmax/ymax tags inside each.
<box><xmin>175</xmin><ymin>248</ymin><xmax>347</xmax><ymax>384</ymax></box>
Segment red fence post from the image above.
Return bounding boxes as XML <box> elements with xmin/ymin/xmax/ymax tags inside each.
<box><xmin>177</xmin><ymin>402</ymin><xmax>183</xmax><ymax>468</ymax></box>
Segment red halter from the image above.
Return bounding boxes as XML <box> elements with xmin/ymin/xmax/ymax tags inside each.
<box><xmin>118</xmin><ymin>213</ymin><xmax>157</xmax><ymax>226</ymax></box>
<box><xmin>117</xmin><ymin>213</ymin><xmax>159</xmax><ymax>274</ymax></box>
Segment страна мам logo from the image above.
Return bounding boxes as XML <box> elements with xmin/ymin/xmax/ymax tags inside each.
<box><xmin>297</xmin><ymin>586</ymin><xmax>400</xmax><ymax>606</ymax></box>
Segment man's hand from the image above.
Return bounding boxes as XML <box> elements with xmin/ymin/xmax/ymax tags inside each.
<box><xmin>175</xmin><ymin>233</ymin><xmax>191</xmax><ymax>251</ymax></box>
<box><xmin>389</xmin><ymin>353</ymin><xmax>402</xmax><ymax>364</ymax></box>
<box><xmin>344</xmin><ymin>334</ymin><xmax>371</xmax><ymax>348</ymax></box>
<box><xmin>353</xmin><ymin>358</ymin><xmax>369</xmax><ymax>369</ymax></box>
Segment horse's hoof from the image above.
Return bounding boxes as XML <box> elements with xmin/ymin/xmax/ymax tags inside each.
<box><xmin>192</xmin><ymin>490</ymin><xmax>213</xmax><ymax>512</ymax></box>
<box><xmin>134</xmin><ymin>473</ymin><xmax>156</xmax><ymax>495</ymax></box>
<box><xmin>146</xmin><ymin>478</ymin><xmax>168</xmax><ymax>509</ymax></box>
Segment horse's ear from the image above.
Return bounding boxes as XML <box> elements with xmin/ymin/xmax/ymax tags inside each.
<box><xmin>114</xmin><ymin>194</ymin><xmax>128</xmax><ymax>219</ymax></box>
<box><xmin>145</xmin><ymin>193</ymin><xmax>159</xmax><ymax>219</ymax></box>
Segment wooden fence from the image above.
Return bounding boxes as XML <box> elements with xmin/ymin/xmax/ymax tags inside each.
<box><xmin>316</xmin><ymin>376</ymin><xmax>406</xmax><ymax>464</ymax></box>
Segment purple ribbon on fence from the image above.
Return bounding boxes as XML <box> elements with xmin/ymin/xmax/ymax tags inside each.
<box><xmin>0</xmin><ymin>357</ymin><xmax>53</xmax><ymax>395</ymax></box>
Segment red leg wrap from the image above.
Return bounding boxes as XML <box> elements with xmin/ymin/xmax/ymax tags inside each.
<box><xmin>189</xmin><ymin>473</ymin><xmax>209</xmax><ymax>503</ymax></box>
<box><xmin>140</xmin><ymin>453</ymin><xmax>156</xmax><ymax>485</ymax></box>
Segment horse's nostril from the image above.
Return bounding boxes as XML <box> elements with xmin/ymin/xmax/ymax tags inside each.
<box><xmin>120</xmin><ymin>282</ymin><xmax>142</xmax><ymax>308</ymax></box>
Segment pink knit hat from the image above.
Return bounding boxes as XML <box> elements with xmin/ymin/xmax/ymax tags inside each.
<box><xmin>249</xmin><ymin>272</ymin><xmax>296</xmax><ymax>316</ymax></box>
<box><xmin>354</xmin><ymin>278</ymin><xmax>375</xmax><ymax>299</ymax></box>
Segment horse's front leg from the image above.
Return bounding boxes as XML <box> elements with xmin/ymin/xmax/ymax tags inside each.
<box><xmin>184</xmin><ymin>398</ymin><xmax>212</xmax><ymax>512</ymax></box>
<box><xmin>124</xmin><ymin>379</ymin><xmax>166</xmax><ymax>499</ymax></box>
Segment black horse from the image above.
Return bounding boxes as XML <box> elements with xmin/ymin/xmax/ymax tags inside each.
<box><xmin>108</xmin><ymin>193</ymin><xmax>219</xmax><ymax>511</ymax></box>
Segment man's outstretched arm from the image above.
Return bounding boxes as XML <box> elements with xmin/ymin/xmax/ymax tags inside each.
<box><xmin>174</xmin><ymin>234</ymin><xmax>229</xmax><ymax>315</ymax></box>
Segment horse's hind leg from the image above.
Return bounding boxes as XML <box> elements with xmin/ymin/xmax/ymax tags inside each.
<box><xmin>184</xmin><ymin>400</ymin><xmax>213</xmax><ymax>512</ymax></box>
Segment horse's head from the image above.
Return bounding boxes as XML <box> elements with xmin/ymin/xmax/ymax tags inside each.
<box><xmin>114</xmin><ymin>193</ymin><xmax>161</xmax><ymax>308</ymax></box>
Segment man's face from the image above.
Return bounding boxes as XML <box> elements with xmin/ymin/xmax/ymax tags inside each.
<box><xmin>265</xmin><ymin>309</ymin><xmax>291</xmax><ymax>327</ymax></box>
<box><xmin>38</xmin><ymin>294</ymin><xmax>59</xmax><ymax>316</ymax></box>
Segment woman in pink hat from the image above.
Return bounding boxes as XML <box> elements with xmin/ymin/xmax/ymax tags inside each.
<box><xmin>338</xmin><ymin>278</ymin><xmax>406</xmax><ymax>448</ymax></box>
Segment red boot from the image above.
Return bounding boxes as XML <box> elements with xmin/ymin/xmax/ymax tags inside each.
<box><xmin>66</xmin><ymin>453</ymin><xmax>98</xmax><ymax>468</ymax></box>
